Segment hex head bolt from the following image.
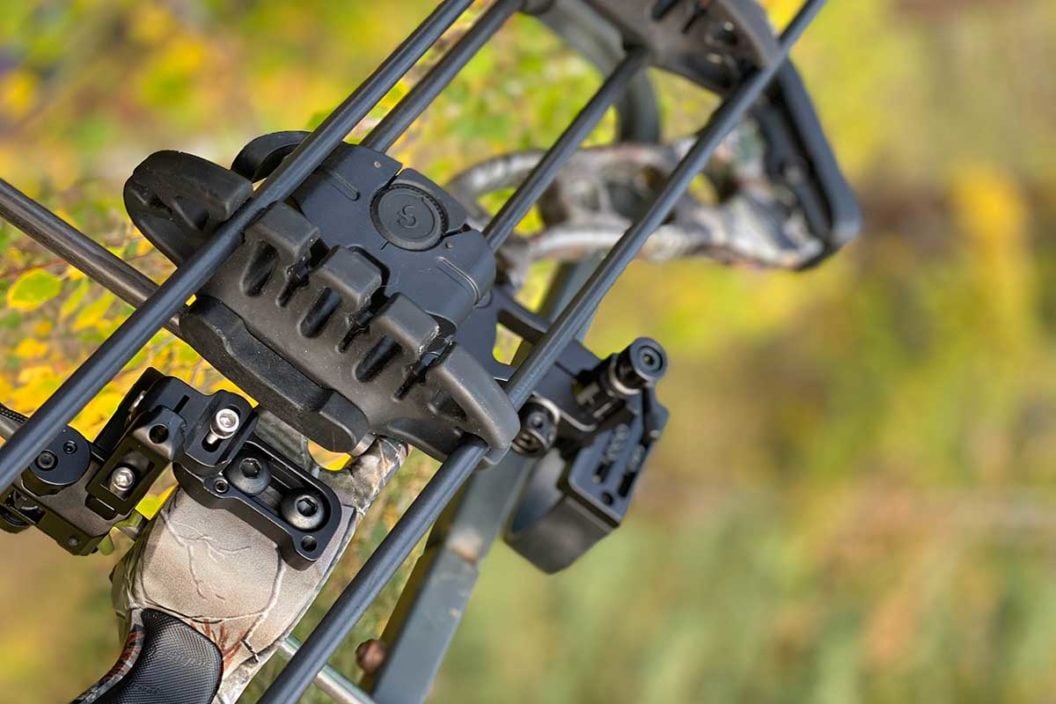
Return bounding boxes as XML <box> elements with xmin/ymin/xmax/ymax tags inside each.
<box><xmin>204</xmin><ymin>407</ymin><xmax>240</xmax><ymax>447</ymax></box>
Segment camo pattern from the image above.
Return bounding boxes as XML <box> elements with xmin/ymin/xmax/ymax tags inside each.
<box><xmin>448</xmin><ymin>123</ymin><xmax>823</xmax><ymax>277</ymax></box>
<box><xmin>105</xmin><ymin>414</ymin><xmax>406</xmax><ymax>703</ymax></box>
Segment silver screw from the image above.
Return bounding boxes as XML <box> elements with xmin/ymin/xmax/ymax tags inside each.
<box><xmin>205</xmin><ymin>407</ymin><xmax>240</xmax><ymax>446</ymax></box>
<box><xmin>109</xmin><ymin>466</ymin><xmax>137</xmax><ymax>493</ymax></box>
<box><xmin>128</xmin><ymin>389</ymin><xmax>146</xmax><ymax>417</ymax></box>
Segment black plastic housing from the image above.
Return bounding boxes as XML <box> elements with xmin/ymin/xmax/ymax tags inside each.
<box><xmin>126</xmin><ymin>141</ymin><xmax>520</xmax><ymax>460</ymax></box>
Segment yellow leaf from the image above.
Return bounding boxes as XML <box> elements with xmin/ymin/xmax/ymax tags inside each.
<box><xmin>53</xmin><ymin>208</ymin><xmax>75</xmax><ymax>222</ymax></box>
<box><xmin>952</xmin><ymin>164</ymin><xmax>1028</xmax><ymax>250</ymax></box>
<box><xmin>77</xmin><ymin>391</ymin><xmax>128</xmax><ymax>437</ymax></box>
<box><xmin>59</xmin><ymin>280</ymin><xmax>90</xmax><ymax>321</ymax></box>
<box><xmin>13</xmin><ymin>338</ymin><xmax>48</xmax><ymax>359</ymax></box>
<box><xmin>6</xmin><ymin>269</ymin><xmax>63</xmax><ymax>311</ymax></box>
<box><xmin>72</xmin><ymin>292</ymin><xmax>115</xmax><ymax>332</ymax></box>
<box><xmin>173</xmin><ymin>340</ymin><xmax>200</xmax><ymax>365</ymax></box>
<box><xmin>0</xmin><ymin>70</ymin><xmax>39</xmax><ymax>121</ymax></box>
<box><xmin>10</xmin><ymin>365</ymin><xmax>60</xmax><ymax>410</ymax></box>
<box><xmin>16</xmin><ymin>365</ymin><xmax>55</xmax><ymax>386</ymax></box>
<box><xmin>129</xmin><ymin>4</ymin><xmax>175</xmax><ymax>44</ymax></box>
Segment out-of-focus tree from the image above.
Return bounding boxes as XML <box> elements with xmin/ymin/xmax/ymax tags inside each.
<box><xmin>1</xmin><ymin>1</ymin><xmax>1056</xmax><ymax>701</ymax></box>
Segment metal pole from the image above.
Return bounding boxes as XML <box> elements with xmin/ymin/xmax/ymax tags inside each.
<box><xmin>277</xmin><ymin>637</ymin><xmax>376</xmax><ymax>704</ymax></box>
<box><xmin>0</xmin><ymin>180</ymin><xmax>183</xmax><ymax>337</ymax></box>
<box><xmin>484</xmin><ymin>47</ymin><xmax>649</xmax><ymax>251</ymax></box>
<box><xmin>259</xmin><ymin>439</ymin><xmax>488</xmax><ymax>703</ymax></box>
<box><xmin>0</xmin><ymin>0</ymin><xmax>474</xmax><ymax>491</ymax></box>
<box><xmin>363</xmin><ymin>259</ymin><xmax>597</xmax><ymax>704</ymax></box>
<box><xmin>362</xmin><ymin>0</ymin><xmax>523</xmax><ymax>153</ymax></box>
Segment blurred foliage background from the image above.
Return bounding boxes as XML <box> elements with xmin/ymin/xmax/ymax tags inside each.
<box><xmin>1</xmin><ymin>0</ymin><xmax>1055</xmax><ymax>701</ymax></box>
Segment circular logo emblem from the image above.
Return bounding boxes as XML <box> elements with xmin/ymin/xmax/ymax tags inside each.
<box><xmin>374</xmin><ymin>186</ymin><xmax>445</xmax><ymax>250</ymax></box>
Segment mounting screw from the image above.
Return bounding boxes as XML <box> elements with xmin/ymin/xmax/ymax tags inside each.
<box><xmin>34</xmin><ymin>450</ymin><xmax>57</xmax><ymax>471</ymax></box>
<box><xmin>204</xmin><ymin>407</ymin><xmax>240</xmax><ymax>446</ymax></box>
<box><xmin>280</xmin><ymin>490</ymin><xmax>327</xmax><ymax>531</ymax></box>
<box><xmin>240</xmin><ymin>457</ymin><xmax>261</xmax><ymax>478</ymax></box>
<box><xmin>512</xmin><ymin>401</ymin><xmax>558</xmax><ymax>456</ymax></box>
<box><xmin>356</xmin><ymin>639</ymin><xmax>387</xmax><ymax>675</ymax></box>
<box><xmin>614</xmin><ymin>338</ymin><xmax>668</xmax><ymax>392</ymax></box>
<box><xmin>230</xmin><ymin>456</ymin><xmax>270</xmax><ymax>495</ymax></box>
<box><xmin>109</xmin><ymin>466</ymin><xmax>137</xmax><ymax>493</ymax></box>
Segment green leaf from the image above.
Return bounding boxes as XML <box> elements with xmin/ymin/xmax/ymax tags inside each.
<box><xmin>6</xmin><ymin>269</ymin><xmax>63</xmax><ymax>311</ymax></box>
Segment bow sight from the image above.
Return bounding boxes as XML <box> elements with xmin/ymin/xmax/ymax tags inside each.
<box><xmin>0</xmin><ymin>0</ymin><xmax>855</xmax><ymax>701</ymax></box>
